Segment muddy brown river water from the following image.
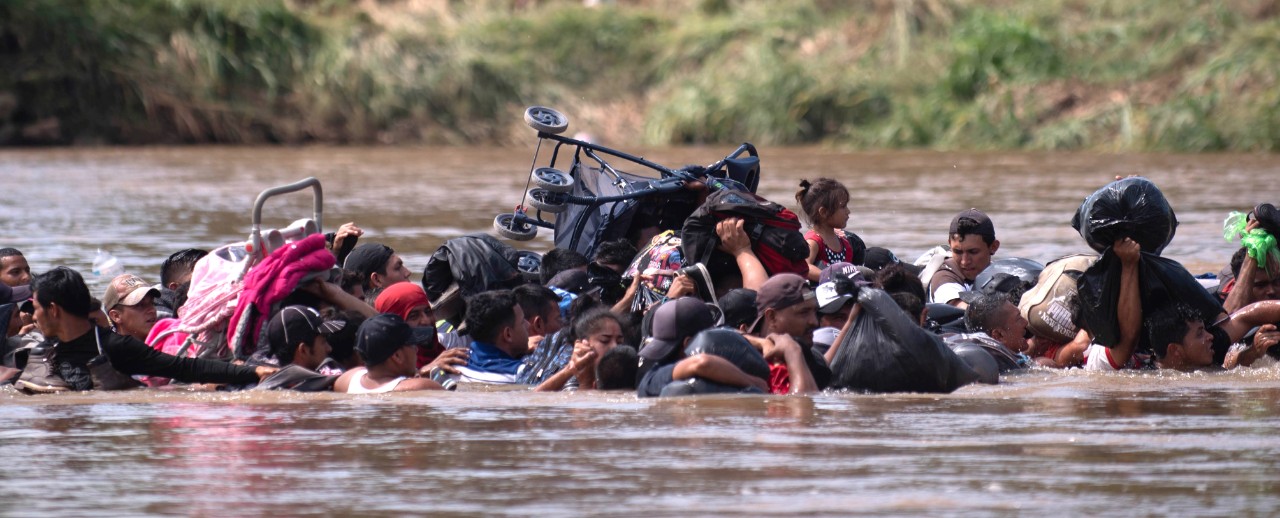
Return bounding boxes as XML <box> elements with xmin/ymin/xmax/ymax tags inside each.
<box><xmin>0</xmin><ymin>147</ymin><xmax>1278</xmax><ymax>515</ymax></box>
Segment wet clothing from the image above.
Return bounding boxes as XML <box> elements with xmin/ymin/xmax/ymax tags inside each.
<box><xmin>766</xmin><ymin>344</ymin><xmax>833</xmax><ymax>394</ymax></box>
<box><xmin>636</xmin><ymin>362</ymin><xmax>677</xmax><ymax>398</ymax></box>
<box><xmin>517</xmin><ymin>331</ymin><xmax>571</xmax><ymax>385</ymax></box>
<box><xmin>457</xmin><ymin>340</ymin><xmax>525</xmax><ymax>384</ymax></box>
<box><xmin>945</xmin><ymin>333</ymin><xmax>1032</xmax><ymax>372</ymax></box>
<box><xmin>51</xmin><ymin>327</ymin><xmax>258</xmax><ymax>390</ymax></box>
<box><xmin>928</xmin><ymin>259</ymin><xmax>971</xmax><ymax>304</ymax></box>
<box><xmin>344</xmin><ymin>367</ymin><xmax>405</xmax><ymax>394</ymax></box>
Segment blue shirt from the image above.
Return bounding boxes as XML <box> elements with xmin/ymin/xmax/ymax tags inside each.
<box><xmin>466</xmin><ymin>340</ymin><xmax>524</xmax><ymax>375</ymax></box>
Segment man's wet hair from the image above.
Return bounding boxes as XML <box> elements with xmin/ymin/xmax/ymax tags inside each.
<box><xmin>464</xmin><ymin>290</ymin><xmax>518</xmax><ymax>344</ymax></box>
<box><xmin>596</xmin><ymin>345</ymin><xmax>639</xmax><ymax>391</ymax></box>
<box><xmin>593</xmin><ymin>239</ymin><xmax>638</xmax><ymax>269</ymax></box>
<box><xmin>160</xmin><ymin>248</ymin><xmax>208</xmax><ymax>287</ymax></box>
<box><xmin>951</xmin><ymin>217</ymin><xmax>996</xmax><ymax>245</ymax></box>
<box><xmin>337</xmin><ymin>269</ymin><xmax>364</xmax><ymax>295</ymax></box>
<box><xmin>875</xmin><ymin>263</ymin><xmax>927</xmax><ymax>304</ymax></box>
<box><xmin>1147</xmin><ymin>304</ymin><xmax>1200</xmax><ymax>359</ymax></box>
<box><xmin>890</xmin><ymin>292</ymin><xmax>925</xmax><ymax>323</ymax></box>
<box><xmin>513</xmin><ymin>284</ymin><xmax>559</xmax><ymax>323</ymax></box>
<box><xmin>31</xmin><ymin>267</ymin><xmax>92</xmax><ymax>318</ymax></box>
<box><xmin>964</xmin><ymin>293</ymin><xmax>1008</xmax><ymax>334</ymax></box>
<box><xmin>0</xmin><ymin>248</ymin><xmax>23</xmax><ymax>260</ymax></box>
<box><xmin>540</xmin><ymin>248</ymin><xmax>589</xmax><ymax>285</ymax></box>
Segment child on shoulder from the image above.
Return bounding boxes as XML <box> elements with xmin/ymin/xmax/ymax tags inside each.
<box><xmin>795</xmin><ymin>178</ymin><xmax>856</xmax><ymax>282</ymax></box>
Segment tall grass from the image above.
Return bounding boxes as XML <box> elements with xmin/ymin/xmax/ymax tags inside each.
<box><xmin>1</xmin><ymin>0</ymin><xmax>1278</xmax><ymax>151</ymax></box>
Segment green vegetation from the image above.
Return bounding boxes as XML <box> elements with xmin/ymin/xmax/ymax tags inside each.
<box><xmin>2</xmin><ymin>0</ymin><xmax>1278</xmax><ymax>151</ymax></box>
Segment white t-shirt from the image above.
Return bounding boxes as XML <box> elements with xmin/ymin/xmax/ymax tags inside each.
<box><xmin>931</xmin><ymin>282</ymin><xmax>968</xmax><ymax>305</ymax></box>
<box><xmin>1083</xmin><ymin>343</ymin><xmax>1126</xmax><ymax>371</ymax></box>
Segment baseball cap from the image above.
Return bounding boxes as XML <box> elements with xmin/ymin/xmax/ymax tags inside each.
<box><xmin>344</xmin><ymin>243</ymin><xmax>395</xmax><ymax>280</ymax></box>
<box><xmin>863</xmin><ymin>247</ymin><xmax>924</xmax><ymax>276</ymax></box>
<box><xmin>818</xmin><ymin>262</ymin><xmax>856</xmax><ymax>285</ymax></box>
<box><xmin>355</xmin><ymin>313</ymin><xmax>413</xmax><ymax>366</ymax></box>
<box><xmin>267</xmin><ymin>305</ymin><xmax>343</xmax><ymax>349</ymax></box>
<box><xmin>638</xmin><ymin>297</ymin><xmax>717</xmax><ymax>361</ymax></box>
<box><xmin>750</xmin><ymin>273</ymin><xmax>815</xmax><ymax>332</ymax></box>
<box><xmin>717</xmin><ymin>288</ymin><xmax>758</xmax><ymax>329</ymax></box>
<box><xmin>949</xmin><ymin>208</ymin><xmax>996</xmax><ymax>242</ymax></box>
<box><xmin>0</xmin><ymin>283</ymin><xmax>31</xmax><ymax>305</ymax></box>
<box><xmin>102</xmin><ymin>274</ymin><xmax>161</xmax><ymax>309</ymax></box>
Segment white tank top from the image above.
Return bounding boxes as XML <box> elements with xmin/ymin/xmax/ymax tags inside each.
<box><xmin>345</xmin><ymin>368</ymin><xmax>406</xmax><ymax>394</ymax></box>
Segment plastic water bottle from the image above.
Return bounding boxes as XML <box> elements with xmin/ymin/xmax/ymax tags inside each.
<box><xmin>92</xmin><ymin>249</ymin><xmax>125</xmax><ymax>280</ymax></box>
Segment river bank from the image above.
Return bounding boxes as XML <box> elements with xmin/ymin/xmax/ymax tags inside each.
<box><xmin>2</xmin><ymin>0</ymin><xmax>1279</xmax><ymax>151</ymax></box>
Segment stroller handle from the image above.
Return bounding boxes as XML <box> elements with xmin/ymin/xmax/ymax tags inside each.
<box><xmin>250</xmin><ymin>177</ymin><xmax>324</xmax><ymax>249</ymax></box>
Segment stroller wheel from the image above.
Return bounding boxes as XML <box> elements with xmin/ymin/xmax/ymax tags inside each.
<box><xmin>532</xmin><ymin>167</ymin><xmax>574</xmax><ymax>193</ymax></box>
<box><xmin>527</xmin><ymin>189</ymin><xmax>568</xmax><ymax>214</ymax></box>
<box><xmin>493</xmin><ymin>213</ymin><xmax>537</xmax><ymax>241</ymax></box>
<box><xmin>524</xmin><ymin>106</ymin><xmax>569</xmax><ymax>134</ymax></box>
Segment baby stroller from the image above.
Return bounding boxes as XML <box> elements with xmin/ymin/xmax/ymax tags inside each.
<box><xmin>147</xmin><ymin>178</ymin><xmax>326</xmax><ymax>362</ymax></box>
<box><xmin>492</xmin><ymin>106</ymin><xmax>763</xmax><ymax>259</ymax></box>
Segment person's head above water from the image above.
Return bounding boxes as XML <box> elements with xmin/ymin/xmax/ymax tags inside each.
<box><xmin>29</xmin><ymin>267</ymin><xmax>93</xmax><ymax>341</ymax></box>
<box><xmin>795</xmin><ymin>178</ymin><xmax>850</xmax><ymax>230</ymax></box>
<box><xmin>0</xmin><ymin>248</ymin><xmax>31</xmax><ymax>288</ymax></box>
<box><xmin>638</xmin><ymin>297</ymin><xmax>716</xmax><ymax>364</ymax></box>
<box><xmin>463</xmin><ymin>290</ymin><xmax>530</xmax><ymax>358</ymax></box>
<box><xmin>343</xmin><ymin>243</ymin><xmax>411</xmax><ymax>293</ymax></box>
<box><xmin>268</xmin><ymin>305</ymin><xmax>338</xmax><ymax>371</ymax></box>
<box><xmin>948</xmin><ymin>209</ymin><xmax>1000</xmax><ymax>282</ymax></box>
<box><xmin>964</xmin><ymin>292</ymin><xmax>1028</xmax><ymax>353</ymax></box>
<box><xmin>355</xmin><ymin>313</ymin><xmax>416</xmax><ymax>375</ymax></box>
<box><xmin>160</xmin><ymin>248</ymin><xmax>208</xmax><ymax>291</ymax></box>
<box><xmin>1147</xmin><ymin>305</ymin><xmax>1214</xmax><ymax>371</ymax></box>
<box><xmin>752</xmin><ymin>273</ymin><xmax>818</xmax><ymax>340</ymax></box>
<box><xmin>102</xmin><ymin>273</ymin><xmax>161</xmax><ymax>342</ymax></box>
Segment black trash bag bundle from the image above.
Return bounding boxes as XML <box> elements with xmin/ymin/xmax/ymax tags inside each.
<box><xmin>1071</xmin><ymin>177</ymin><xmax>1179</xmax><ymax>255</ymax></box>
<box><xmin>422</xmin><ymin>234</ymin><xmax>527</xmax><ymax>301</ymax></box>
<box><xmin>973</xmin><ymin>258</ymin><xmax>1044</xmax><ymax>291</ymax></box>
<box><xmin>829</xmin><ymin>288</ymin><xmax>979</xmax><ymax>393</ymax></box>
<box><xmin>659</xmin><ymin>328</ymin><xmax>770</xmax><ymax>397</ymax></box>
<box><xmin>1076</xmin><ymin>251</ymin><xmax>1223</xmax><ymax>351</ymax></box>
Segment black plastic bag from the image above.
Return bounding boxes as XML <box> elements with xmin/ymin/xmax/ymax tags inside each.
<box><xmin>683</xmin><ymin>328</ymin><xmax>770</xmax><ymax>381</ymax></box>
<box><xmin>829</xmin><ymin>288</ymin><xmax>978</xmax><ymax>393</ymax></box>
<box><xmin>1076</xmin><ymin>251</ymin><xmax>1223</xmax><ymax>350</ymax></box>
<box><xmin>422</xmin><ymin>234</ymin><xmax>526</xmax><ymax>301</ymax></box>
<box><xmin>660</xmin><ymin>378</ymin><xmax>766</xmax><ymax>397</ymax></box>
<box><xmin>1071</xmin><ymin>177</ymin><xmax>1179</xmax><ymax>255</ymax></box>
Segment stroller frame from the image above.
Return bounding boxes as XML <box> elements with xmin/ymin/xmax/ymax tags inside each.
<box><xmin>494</xmin><ymin>106</ymin><xmax>761</xmax><ymax>255</ymax></box>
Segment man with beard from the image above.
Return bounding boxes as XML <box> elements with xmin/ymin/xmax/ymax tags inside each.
<box><xmin>750</xmin><ymin>273</ymin><xmax>831</xmax><ymax>394</ymax></box>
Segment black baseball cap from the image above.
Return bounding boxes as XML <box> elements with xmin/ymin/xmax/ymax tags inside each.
<box><xmin>717</xmin><ymin>288</ymin><xmax>758</xmax><ymax>329</ymax></box>
<box><xmin>949</xmin><ymin>209</ymin><xmax>996</xmax><ymax>242</ymax></box>
<box><xmin>267</xmin><ymin>305</ymin><xmax>344</xmax><ymax>349</ymax></box>
<box><xmin>355</xmin><ymin>313</ymin><xmax>413</xmax><ymax>366</ymax></box>
<box><xmin>863</xmin><ymin>247</ymin><xmax>924</xmax><ymax>276</ymax></box>
<box><xmin>638</xmin><ymin>297</ymin><xmax>717</xmax><ymax>361</ymax></box>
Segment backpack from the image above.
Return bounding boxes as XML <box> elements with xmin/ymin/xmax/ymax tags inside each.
<box><xmin>681</xmin><ymin>190</ymin><xmax>809</xmax><ymax>278</ymax></box>
<box><xmin>622</xmin><ymin>231</ymin><xmax>685</xmax><ymax>313</ymax></box>
<box><xmin>1018</xmin><ymin>254</ymin><xmax>1097</xmax><ymax>344</ymax></box>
